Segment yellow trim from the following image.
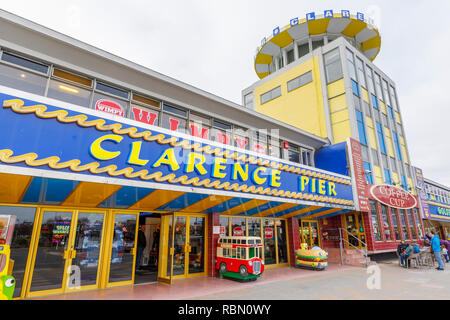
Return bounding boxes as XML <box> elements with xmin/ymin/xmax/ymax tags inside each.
<box><xmin>362</xmin><ymin>36</ymin><xmax>381</xmax><ymax>51</ymax></box>
<box><xmin>62</xmin><ymin>181</ymin><xmax>122</xmax><ymax>207</ymax></box>
<box><xmin>128</xmin><ymin>189</ymin><xmax>184</xmax><ymax>210</ymax></box>
<box><xmin>221</xmin><ymin>199</ymin><xmax>270</xmax><ymax>215</ymax></box>
<box><xmin>270</xmin><ymin>30</ymin><xmax>293</xmax><ymax>48</ymax></box>
<box><xmin>342</xmin><ymin>19</ymin><xmax>367</xmax><ymax>38</ymax></box>
<box><xmin>0</xmin><ymin>173</ymin><xmax>32</xmax><ymax>203</ymax></box>
<box><xmin>255</xmin><ymin>53</ymin><xmax>273</xmax><ymax>65</ymax></box>
<box><xmin>281</xmin><ymin>205</ymin><xmax>322</xmax><ymax>219</ymax></box>
<box><xmin>257</xmin><ymin>203</ymin><xmax>299</xmax><ymax>217</ymax></box>
<box><xmin>179</xmin><ymin>195</ymin><xmax>232</xmax><ymax>213</ymax></box>
<box><xmin>307</xmin><ymin>18</ymin><xmax>331</xmax><ymax>35</ymax></box>
<box><xmin>307</xmin><ymin>208</ymin><xmax>341</xmax><ymax>220</ymax></box>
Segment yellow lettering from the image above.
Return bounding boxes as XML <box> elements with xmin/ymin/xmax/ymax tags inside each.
<box><xmin>318</xmin><ymin>179</ymin><xmax>326</xmax><ymax>195</ymax></box>
<box><xmin>252</xmin><ymin>167</ymin><xmax>267</xmax><ymax>185</ymax></box>
<box><xmin>90</xmin><ymin>134</ymin><xmax>123</xmax><ymax>160</ymax></box>
<box><xmin>127</xmin><ymin>141</ymin><xmax>149</xmax><ymax>166</ymax></box>
<box><xmin>185</xmin><ymin>152</ymin><xmax>207</xmax><ymax>175</ymax></box>
<box><xmin>300</xmin><ymin>176</ymin><xmax>309</xmax><ymax>192</ymax></box>
<box><xmin>232</xmin><ymin>162</ymin><xmax>248</xmax><ymax>181</ymax></box>
<box><xmin>270</xmin><ymin>169</ymin><xmax>281</xmax><ymax>187</ymax></box>
<box><xmin>153</xmin><ymin>148</ymin><xmax>180</xmax><ymax>171</ymax></box>
<box><xmin>328</xmin><ymin>182</ymin><xmax>337</xmax><ymax>197</ymax></box>
<box><xmin>212</xmin><ymin>157</ymin><xmax>227</xmax><ymax>178</ymax></box>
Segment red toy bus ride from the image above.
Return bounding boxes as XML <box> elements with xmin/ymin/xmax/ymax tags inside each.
<box><xmin>216</xmin><ymin>236</ymin><xmax>264</xmax><ymax>280</ymax></box>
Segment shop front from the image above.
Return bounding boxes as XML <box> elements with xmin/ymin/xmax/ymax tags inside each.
<box><xmin>0</xmin><ymin>87</ymin><xmax>356</xmax><ymax>298</ymax></box>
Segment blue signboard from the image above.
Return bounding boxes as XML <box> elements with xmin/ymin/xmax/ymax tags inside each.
<box><xmin>428</xmin><ymin>204</ymin><xmax>450</xmax><ymax>219</ymax></box>
<box><xmin>0</xmin><ymin>90</ymin><xmax>354</xmax><ymax>208</ymax></box>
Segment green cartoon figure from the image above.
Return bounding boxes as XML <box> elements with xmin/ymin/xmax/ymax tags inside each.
<box><xmin>0</xmin><ymin>275</ymin><xmax>15</xmax><ymax>300</ymax></box>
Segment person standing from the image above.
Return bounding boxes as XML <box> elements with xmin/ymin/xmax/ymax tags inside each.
<box><xmin>136</xmin><ymin>225</ymin><xmax>147</xmax><ymax>271</ymax></box>
<box><xmin>429</xmin><ymin>231</ymin><xmax>445</xmax><ymax>271</ymax></box>
<box><xmin>397</xmin><ymin>240</ymin><xmax>408</xmax><ymax>267</ymax></box>
<box><xmin>442</xmin><ymin>245</ymin><xmax>449</xmax><ymax>263</ymax></box>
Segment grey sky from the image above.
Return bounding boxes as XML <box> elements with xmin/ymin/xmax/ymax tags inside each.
<box><xmin>1</xmin><ymin>0</ymin><xmax>449</xmax><ymax>186</ymax></box>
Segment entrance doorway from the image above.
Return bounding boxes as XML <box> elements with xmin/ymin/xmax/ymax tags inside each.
<box><xmin>134</xmin><ymin>213</ymin><xmax>161</xmax><ymax>284</ymax></box>
<box><xmin>27</xmin><ymin>209</ymin><xmax>107</xmax><ymax>297</ymax></box>
<box><xmin>299</xmin><ymin>220</ymin><xmax>320</xmax><ymax>249</ymax></box>
<box><xmin>342</xmin><ymin>212</ymin><xmax>366</xmax><ymax>249</ymax></box>
<box><xmin>158</xmin><ymin>213</ymin><xmax>207</xmax><ymax>284</ymax></box>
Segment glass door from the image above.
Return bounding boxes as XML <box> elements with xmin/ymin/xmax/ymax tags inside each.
<box><xmin>27</xmin><ymin>209</ymin><xmax>107</xmax><ymax>297</ymax></box>
<box><xmin>158</xmin><ymin>213</ymin><xmax>207</xmax><ymax>283</ymax></box>
<box><xmin>300</xmin><ymin>220</ymin><xmax>321</xmax><ymax>249</ymax></box>
<box><xmin>105</xmin><ymin>212</ymin><xmax>138</xmax><ymax>288</ymax></box>
<box><xmin>343</xmin><ymin>213</ymin><xmax>366</xmax><ymax>249</ymax></box>
<box><xmin>27</xmin><ymin>210</ymin><xmax>73</xmax><ymax>297</ymax></box>
<box><xmin>67</xmin><ymin>211</ymin><xmax>106</xmax><ymax>292</ymax></box>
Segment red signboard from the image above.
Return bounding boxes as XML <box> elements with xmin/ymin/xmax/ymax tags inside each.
<box><xmin>95</xmin><ymin>99</ymin><xmax>124</xmax><ymax>117</ymax></box>
<box><xmin>233</xmin><ymin>227</ymin><xmax>244</xmax><ymax>236</ymax></box>
<box><xmin>264</xmin><ymin>227</ymin><xmax>273</xmax><ymax>239</ymax></box>
<box><xmin>347</xmin><ymin>138</ymin><xmax>370</xmax><ymax>212</ymax></box>
<box><xmin>370</xmin><ymin>185</ymin><xmax>417</xmax><ymax>209</ymax></box>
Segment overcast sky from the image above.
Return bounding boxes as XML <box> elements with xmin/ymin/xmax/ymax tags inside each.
<box><xmin>1</xmin><ymin>0</ymin><xmax>449</xmax><ymax>186</ymax></box>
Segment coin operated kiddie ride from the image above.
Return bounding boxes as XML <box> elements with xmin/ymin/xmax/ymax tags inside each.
<box><xmin>0</xmin><ymin>215</ymin><xmax>16</xmax><ymax>300</ymax></box>
<box><xmin>295</xmin><ymin>242</ymin><xmax>328</xmax><ymax>271</ymax></box>
<box><xmin>216</xmin><ymin>236</ymin><xmax>264</xmax><ymax>281</ymax></box>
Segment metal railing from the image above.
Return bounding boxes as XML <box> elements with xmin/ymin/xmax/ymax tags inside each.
<box><xmin>338</xmin><ymin>228</ymin><xmax>369</xmax><ymax>267</ymax></box>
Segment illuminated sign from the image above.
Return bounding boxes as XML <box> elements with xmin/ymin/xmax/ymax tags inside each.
<box><xmin>370</xmin><ymin>185</ymin><xmax>417</xmax><ymax>209</ymax></box>
<box><xmin>95</xmin><ymin>99</ymin><xmax>124</xmax><ymax>117</ymax></box>
<box><xmin>0</xmin><ymin>90</ymin><xmax>354</xmax><ymax>208</ymax></box>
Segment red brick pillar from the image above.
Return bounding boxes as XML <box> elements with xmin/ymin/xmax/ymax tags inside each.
<box><xmin>287</xmin><ymin>217</ymin><xmax>300</xmax><ymax>267</ymax></box>
<box><xmin>208</xmin><ymin>212</ymin><xmax>220</xmax><ymax>277</ymax></box>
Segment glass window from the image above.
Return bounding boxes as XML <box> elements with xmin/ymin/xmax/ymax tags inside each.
<box><xmin>374</xmin><ymin>73</ymin><xmax>383</xmax><ymax>101</ymax></box>
<box><xmin>47</xmin><ymin>79</ymin><xmax>92</xmax><ymax>108</ymax></box>
<box><xmin>391</xmin><ymin>209</ymin><xmax>401</xmax><ymax>241</ymax></box>
<box><xmin>233</xmin><ymin>127</ymin><xmax>249</xmax><ymax>150</ymax></box>
<box><xmin>361</xmin><ymin>145</ymin><xmax>369</xmax><ymax>162</ymax></box>
<box><xmin>363</xmin><ymin>161</ymin><xmax>373</xmax><ymax>184</ymax></box>
<box><xmin>130</xmin><ymin>104</ymin><xmax>160</xmax><ymax>126</ymax></box>
<box><xmin>163</xmin><ymin>104</ymin><xmax>187</xmax><ymax>117</ymax></box>
<box><xmin>371</xmin><ymin>94</ymin><xmax>379</xmax><ymax>110</ymax></box>
<box><xmin>276</xmin><ymin>220</ymin><xmax>288</xmax><ymax>263</ymax></box>
<box><xmin>95</xmin><ymin>82</ymin><xmax>129</xmax><ymax>99</ymax></box>
<box><xmin>288</xmin><ymin>144</ymin><xmax>300</xmax><ymax>164</ymax></box>
<box><xmin>372</xmin><ymin>149</ymin><xmax>379</xmax><ymax>166</ymax></box>
<box><xmin>324</xmin><ymin>48</ymin><xmax>343</xmax><ymax>84</ymax></box>
<box><xmin>356</xmin><ymin>57</ymin><xmax>366</xmax><ymax>88</ymax></box>
<box><xmin>262</xmin><ymin>219</ymin><xmax>276</xmax><ymax>265</ymax></box>
<box><xmin>366</xmin><ymin>66</ymin><xmax>375</xmax><ymax>95</ymax></box>
<box><xmin>355</xmin><ymin>110</ymin><xmax>367</xmax><ymax>145</ymax></box>
<box><xmin>211</xmin><ymin>128</ymin><xmax>231</xmax><ymax>145</ymax></box>
<box><xmin>260</xmin><ymin>86</ymin><xmax>281</xmax><ymax>104</ymax></box>
<box><xmin>382</xmin><ymin>80</ymin><xmax>390</xmax><ymax>104</ymax></box>
<box><xmin>351</xmin><ymin>79</ymin><xmax>360</xmax><ymax>97</ymax></box>
<box><xmin>312</xmin><ymin>39</ymin><xmax>324</xmax><ymax>50</ymax></box>
<box><xmin>53</xmin><ymin>69</ymin><xmax>92</xmax><ymax>87</ymax></box>
<box><xmin>380</xmin><ymin>204</ymin><xmax>392</xmax><ymax>241</ymax></box>
<box><xmin>132</xmin><ymin>94</ymin><xmax>160</xmax><ymax>109</ymax></box>
<box><xmin>369</xmin><ymin>200</ymin><xmax>382</xmax><ymax>241</ymax></box>
<box><xmin>1</xmin><ymin>52</ymin><xmax>48</xmax><ymax>74</ymax></box>
<box><xmin>287</xmin><ymin>49</ymin><xmax>295</xmax><ymax>64</ymax></box>
<box><xmin>400</xmin><ymin>210</ymin><xmax>410</xmax><ymax>240</ymax></box>
<box><xmin>298</xmin><ymin>42</ymin><xmax>310</xmax><ymax>59</ymax></box>
<box><xmin>407</xmin><ymin>209</ymin><xmax>417</xmax><ymax>240</ymax></box>
<box><xmin>287</xmin><ymin>71</ymin><xmax>313</xmax><ymax>92</ymax></box>
<box><xmin>346</xmin><ymin>49</ymin><xmax>357</xmax><ymax>81</ymax></box>
<box><xmin>414</xmin><ymin>208</ymin><xmax>423</xmax><ymax>239</ymax></box>
<box><xmin>354</xmin><ymin>94</ymin><xmax>361</xmax><ymax>111</ymax></box>
<box><xmin>389</xmin><ymin>85</ymin><xmax>398</xmax><ymax>110</ymax></box>
<box><xmin>248</xmin><ymin>218</ymin><xmax>261</xmax><ymax>237</ymax></box>
<box><xmin>0</xmin><ymin>63</ymin><xmax>47</xmax><ymax>96</ymax></box>
<box><xmin>384</xmin><ymin>169</ymin><xmax>392</xmax><ymax>185</ymax></box>
<box><xmin>244</xmin><ymin>92</ymin><xmax>254</xmax><ymax>108</ymax></box>
<box><xmin>376</xmin><ymin>122</ymin><xmax>387</xmax><ymax>154</ymax></box>
<box><xmin>231</xmin><ymin>217</ymin><xmax>246</xmax><ymax>236</ymax></box>
<box><xmin>162</xmin><ymin>113</ymin><xmax>187</xmax><ymax>134</ymax></box>
<box><xmin>251</xmin><ymin>130</ymin><xmax>268</xmax><ymax>154</ymax></box>
<box><xmin>387</xmin><ymin>106</ymin><xmax>394</xmax><ymax>119</ymax></box>
<box><xmin>92</xmin><ymin>92</ymin><xmax>128</xmax><ymax>118</ymax></box>
<box><xmin>189</xmin><ymin>113</ymin><xmax>211</xmax><ymax>140</ymax></box>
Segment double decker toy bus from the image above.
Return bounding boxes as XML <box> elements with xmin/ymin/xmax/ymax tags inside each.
<box><xmin>216</xmin><ymin>236</ymin><xmax>264</xmax><ymax>280</ymax></box>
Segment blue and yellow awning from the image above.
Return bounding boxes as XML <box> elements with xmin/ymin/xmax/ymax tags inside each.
<box><xmin>0</xmin><ymin>172</ymin><xmax>351</xmax><ymax>220</ymax></box>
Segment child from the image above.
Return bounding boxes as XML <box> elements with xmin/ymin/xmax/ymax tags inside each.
<box><xmin>442</xmin><ymin>245</ymin><xmax>449</xmax><ymax>263</ymax></box>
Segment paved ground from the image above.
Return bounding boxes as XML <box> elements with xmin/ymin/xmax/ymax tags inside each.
<box><xmin>33</xmin><ymin>259</ymin><xmax>450</xmax><ymax>300</ymax></box>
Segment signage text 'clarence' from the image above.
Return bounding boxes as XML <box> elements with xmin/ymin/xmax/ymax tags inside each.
<box><xmin>89</xmin><ymin>134</ymin><xmax>338</xmax><ymax>197</ymax></box>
